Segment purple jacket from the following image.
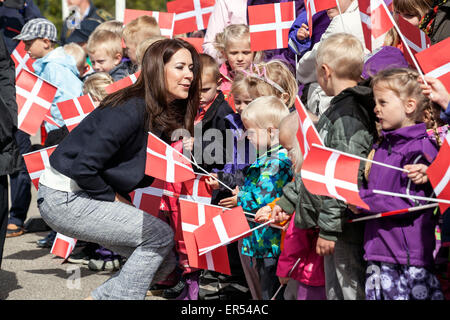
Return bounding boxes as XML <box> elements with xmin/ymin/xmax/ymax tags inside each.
<box><xmin>359</xmin><ymin>123</ymin><xmax>439</xmax><ymax>267</ymax></box>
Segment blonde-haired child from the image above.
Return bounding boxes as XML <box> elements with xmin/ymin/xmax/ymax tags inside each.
<box><xmin>135</xmin><ymin>36</ymin><xmax>166</xmax><ymax>70</ymax></box>
<box><xmin>356</xmin><ymin>68</ymin><xmax>444</xmax><ymax>300</ymax></box>
<box><xmin>82</xmin><ymin>72</ymin><xmax>114</xmax><ymax>106</ymax></box>
<box><xmin>86</xmin><ymin>29</ymin><xmax>129</xmax><ymax>81</ymax></box>
<box><xmin>63</xmin><ymin>42</ymin><xmax>88</xmax><ymax>78</ymax></box>
<box><xmin>122</xmin><ymin>16</ymin><xmax>161</xmax><ymax>68</ymax></box>
<box><xmin>96</xmin><ymin>20</ymin><xmax>124</xmax><ymax>37</ymax></box>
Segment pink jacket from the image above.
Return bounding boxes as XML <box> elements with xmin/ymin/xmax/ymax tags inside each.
<box><xmin>276</xmin><ymin>219</ymin><xmax>325</xmax><ymax>286</ymax></box>
<box><xmin>202</xmin><ymin>0</ymin><xmax>248</xmax><ymax>63</ymax></box>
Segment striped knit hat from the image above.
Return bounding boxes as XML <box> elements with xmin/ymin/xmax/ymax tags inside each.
<box><xmin>13</xmin><ymin>18</ymin><xmax>58</xmax><ymax>42</ymax></box>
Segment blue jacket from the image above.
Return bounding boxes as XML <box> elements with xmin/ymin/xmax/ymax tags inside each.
<box><xmin>33</xmin><ymin>47</ymin><xmax>83</xmax><ymax>132</ymax></box>
<box><xmin>440</xmin><ymin>103</ymin><xmax>450</xmax><ymax>124</ymax></box>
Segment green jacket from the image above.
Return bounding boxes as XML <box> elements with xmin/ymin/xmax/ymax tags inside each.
<box><xmin>276</xmin><ymin>84</ymin><xmax>377</xmax><ymax>243</ymax></box>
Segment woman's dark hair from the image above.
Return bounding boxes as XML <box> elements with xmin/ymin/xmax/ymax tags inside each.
<box><xmin>100</xmin><ymin>38</ymin><xmax>201</xmax><ymax>137</ymax></box>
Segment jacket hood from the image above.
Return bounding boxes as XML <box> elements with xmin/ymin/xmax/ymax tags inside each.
<box><xmin>33</xmin><ymin>47</ymin><xmax>80</xmax><ymax>77</ymax></box>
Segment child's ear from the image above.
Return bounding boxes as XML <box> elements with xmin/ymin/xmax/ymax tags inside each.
<box><xmin>280</xmin><ymin>92</ymin><xmax>290</xmax><ymax>105</ymax></box>
<box><xmin>114</xmin><ymin>53</ymin><xmax>123</xmax><ymax>65</ymax></box>
<box><xmin>42</xmin><ymin>38</ymin><xmax>52</xmax><ymax>50</ymax></box>
<box><xmin>322</xmin><ymin>64</ymin><xmax>332</xmax><ymax>79</ymax></box>
<box><xmin>405</xmin><ymin>98</ymin><xmax>418</xmax><ymax>115</ymax></box>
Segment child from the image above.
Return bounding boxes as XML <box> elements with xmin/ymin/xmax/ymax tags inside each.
<box><xmin>357</xmin><ymin>68</ymin><xmax>444</xmax><ymax>300</ymax></box>
<box><xmin>270</xmin><ymin>33</ymin><xmax>378</xmax><ymax>300</ymax></box>
<box><xmin>95</xmin><ymin>20</ymin><xmax>124</xmax><ymax>37</ymax></box>
<box><xmin>135</xmin><ymin>36</ymin><xmax>166</xmax><ymax>70</ymax></box>
<box><xmin>236</xmin><ymin>96</ymin><xmax>293</xmax><ymax>300</ymax></box>
<box><xmin>86</xmin><ymin>29</ymin><xmax>129</xmax><ymax>81</ymax></box>
<box><xmin>63</xmin><ymin>42</ymin><xmax>89</xmax><ymax>79</ymax></box>
<box><xmin>82</xmin><ymin>72</ymin><xmax>114</xmax><ymax>106</ymax></box>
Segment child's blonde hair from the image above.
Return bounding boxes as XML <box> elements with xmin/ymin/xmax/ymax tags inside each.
<box><xmin>200</xmin><ymin>53</ymin><xmax>221</xmax><ymax>82</ymax></box>
<box><xmin>83</xmin><ymin>72</ymin><xmax>114</xmax><ymax>101</ymax></box>
<box><xmin>122</xmin><ymin>15</ymin><xmax>161</xmax><ymax>46</ymax></box>
<box><xmin>63</xmin><ymin>42</ymin><xmax>86</xmax><ymax>73</ymax></box>
<box><xmin>241</xmin><ymin>95</ymin><xmax>290</xmax><ymax>130</ymax></box>
<box><xmin>279</xmin><ymin>112</ymin><xmax>303</xmax><ymax>172</ymax></box>
<box><xmin>86</xmin><ymin>29</ymin><xmax>123</xmax><ymax>58</ymax></box>
<box><xmin>316</xmin><ymin>33</ymin><xmax>365</xmax><ymax>82</ymax></box>
<box><xmin>95</xmin><ymin>20</ymin><xmax>124</xmax><ymax>37</ymax></box>
<box><xmin>135</xmin><ymin>36</ymin><xmax>166</xmax><ymax>67</ymax></box>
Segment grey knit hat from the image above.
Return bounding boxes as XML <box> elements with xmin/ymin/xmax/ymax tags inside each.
<box><xmin>13</xmin><ymin>18</ymin><xmax>58</xmax><ymax>42</ymax></box>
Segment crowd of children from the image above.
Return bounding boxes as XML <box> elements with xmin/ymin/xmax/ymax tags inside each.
<box><xmin>5</xmin><ymin>0</ymin><xmax>450</xmax><ymax>300</ymax></box>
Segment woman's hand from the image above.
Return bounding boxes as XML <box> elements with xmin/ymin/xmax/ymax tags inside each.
<box><xmin>404</xmin><ymin>164</ymin><xmax>429</xmax><ymax>185</ymax></box>
<box><xmin>296</xmin><ymin>24</ymin><xmax>310</xmax><ymax>41</ymax></box>
<box><xmin>316</xmin><ymin>237</ymin><xmax>335</xmax><ymax>256</ymax></box>
<box><xmin>115</xmin><ymin>193</ymin><xmax>134</xmax><ymax>206</ymax></box>
<box><xmin>183</xmin><ymin>137</ymin><xmax>195</xmax><ymax>152</ymax></box>
<box><xmin>278</xmin><ymin>276</ymin><xmax>290</xmax><ymax>286</ymax></box>
<box><xmin>218</xmin><ymin>187</ymin><xmax>239</xmax><ymax>208</ymax></box>
<box><xmin>255</xmin><ymin>205</ymin><xmax>272</xmax><ymax>222</ymax></box>
<box><xmin>205</xmin><ymin>173</ymin><xmax>220</xmax><ymax>190</ymax></box>
<box><xmin>418</xmin><ymin>76</ymin><xmax>450</xmax><ymax>110</ymax></box>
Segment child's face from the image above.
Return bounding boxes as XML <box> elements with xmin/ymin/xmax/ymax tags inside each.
<box><xmin>200</xmin><ymin>69</ymin><xmax>220</xmax><ymax>107</ymax></box>
<box><xmin>24</xmin><ymin>38</ymin><xmax>51</xmax><ymax>59</ymax></box>
<box><xmin>124</xmin><ymin>40</ymin><xmax>137</xmax><ymax>65</ymax></box>
<box><xmin>234</xmin><ymin>91</ymin><xmax>253</xmax><ymax>114</ymax></box>
<box><xmin>164</xmin><ymin>48</ymin><xmax>194</xmax><ymax>102</ymax></box>
<box><xmin>89</xmin><ymin>50</ymin><xmax>121</xmax><ymax>73</ymax></box>
<box><xmin>225</xmin><ymin>38</ymin><xmax>254</xmax><ymax>72</ymax></box>
<box><xmin>373</xmin><ymin>84</ymin><xmax>415</xmax><ymax>131</ymax></box>
<box><xmin>243</xmin><ymin>118</ymin><xmax>274</xmax><ymax>149</ymax></box>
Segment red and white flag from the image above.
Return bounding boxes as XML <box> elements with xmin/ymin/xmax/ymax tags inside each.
<box><xmin>16</xmin><ymin>69</ymin><xmax>58</xmax><ymax>135</ymax></box>
<box><xmin>129</xmin><ymin>178</ymin><xmax>167</xmax><ymax>217</ymax></box>
<box><xmin>179</xmin><ymin>198</ymin><xmax>230</xmax><ymax>275</ymax></box>
<box><xmin>57</xmin><ymin>94</ymin><xmax>96</xmax><ymax>132</ymax></box>
<box><xmin>397</xmin><ymin>15</ymin><xmax>430</xmax><ymax>66</ymax></box>
<box><xmin>123</xmin><ymin>9</ymin><xmax>175</xmax><ymax>38</ymax></box>
<box><xmin>358</xmin><ymin>0</ymin><xmax>393</xmax><ymax>52</ymax></box>
<box><xmin>105</xmin><ymin>71</ymin><xmax>141</xmax><ymax>94</ymax></box>
<box><xmin>415</xmin><ymin>36</ymin><xmax>450</xmax><ymax>92</ymax></box>
<box><xmin>11</xmin><ymin>41</ymin><xmax>35</xmax><ymax>78</ymax></box>
<box><xmin>145</xmin><ymin>132</ymin><xmax>195</xmax><ymax>183</ymax></box>
<box><xmin>23</xmin><ymin>145</ymin><xmax>57</xmax><ymax>190</ymax></box>
<box><xmin>178</xmin><ymin>37</ymin><xmax>204</xmax><ymax>53</ymax></box>
<box><xmin>426</xmin><ymin>133</ymin><xmax>450</xmax><ymax>213</ymax></box>
<box><xmin>194</xmin><ymin>206</ymin><xmax>250</xmax><ymax>253</ymax></box>
<box><xmin>167</xmin><ymin>0</ymin><xmax>215</xmax><ymax>35</ymax></box>
<box><xmin>301</xmin><ymin>144</ymin><xmax>370</xmax><ymax>209</ymax></box>
<box><xmin>294</xmin><ymin>96</ymin><xmax>323</xmax><ymax>158</ymax></box>
<box><xmin>179</xmin><ymin>174</ymin><xmax>213</xmax><ymax>204</ymax></box>
<box><xmin>305</xmin><ymin>0</ymin><xmax>336</xmax><ymax>34</ymax></box>
<box><xmin>43</xmin><ymin>110</ymin><xmax>62</xmax><ymax>129</ymax></box>
<box><xmin>248</xmin><ymin>2</ymin><xmax>296</xmax><ymax>51</ymax></box>
<box><xmin>50</xmin><ymin>233</ymin><xmax>77</xmax><ymax>260</ymax></box>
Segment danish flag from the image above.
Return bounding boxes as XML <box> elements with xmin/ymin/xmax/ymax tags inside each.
<box><xmin>123</xmin><ymin>9</ymin><xmax>175</xmax><ymax>38</ymax></box>
<box><xmin>178</xmin><ymin>37</ymin><xmax>204</xmax><ymax>53</ymax></box>
<box><xmin>301</xmin><ymin>144</ymin><xmax>370</xmax><ymax>209</ymax></box>
<box><xmin>105</xmin><ymin>71</ymin><xmax>141</xmax><ymax>94</ymax></box>
<box><xmin>51</xmin><ymin>233</ymin><xmax>77</xmax><ymax>260</ymax></box>
<box><xmin>397</xmin><ymin>15</ymin><xmax>430</xmax><ymax>65</ymax></box>
<box><xmin>11</xmin><ymin>41</ymin><xmax>35</xmax><ymax>78</ymax></box>
<box><xmin>145</xmin><ymin>132</ymin><xmax>195</xmax><ymax>183</ymax></box>
<box><xmin>305</xmin><ymin>0</ymin><xmax>336</xmax><ymax>34</ymax></box>
<box><xmin>16</xmin><ymin>69</ymin><xmax>58</xmax><ymax>135</ymax></box>
<box><xmin>415</xmin><ymin>36</ymin><xmax>450</xmax><ymax>92</ymax></box>
<box><xmin>23</xmin><ymin>145</ymin><xmax>57</xmax><ymax>190</ymax></box>
<box><xmin>167</xmin><ymin>0</ymin><xmax>215</xmax><ymax>35</ymax></box>
<box><xmin>179</xmin><ymin>174</ymin><xmax>213</xmax><ymax>204</ymax></box>
<box><xmin>44</xmin><ymin>110</ymin><xmax>61</xmax><ymax>129</ymax></box>
<box><xmin>129</xmin><ymin>178</ymin><xmax>167</xmax><ymax>217</ymax></box>
<box><xmin>294</xmin><ymin>96</ymin><xmax>323</xmax><ymax>158</ymax></box>
<box><xmin>358</xmin><ymin>0</ymin><xmax>393</xmax><ymax>52</ymax></box>
<box><xmin>179</xmin><ymin>198</ymin><xmax>231</xmax><ymax>275</ymax></box>
<box><xmin>57</xmin><ymin>94</ymin><xmax>96</xmax><ymax>132</ymax></box>
<box><xmin>194</xmin><ymin>206</ymin><xmax>250</xmax><ymax>254</ymax></box>
<box><xmin>248</xmin><ymin>2</ymin><xmax>296</xmax><ymax>51</ymax></box>
<box><xmin>426</xmin><ymin>133</ymin><xmax>450</xmax><ymax>213</ymax></box>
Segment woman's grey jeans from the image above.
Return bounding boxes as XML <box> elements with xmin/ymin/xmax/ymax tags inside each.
<box><xmin>37</xmin><ymin>184</ymin><xmax>176</xmax><ymax>300</ymax></box>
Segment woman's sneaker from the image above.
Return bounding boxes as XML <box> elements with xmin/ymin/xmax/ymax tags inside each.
<box><xmin>88</xmin><ymin>258</ymin><xmax>121</xmax><ymax>271</ymax></box>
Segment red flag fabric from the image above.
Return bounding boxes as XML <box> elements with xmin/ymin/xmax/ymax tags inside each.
<box><xmin>23</xmin><ymin>146</ymin><xmax>57</xmax><ymax>189</ymax></box>
<box><xmin>16</xmin><ymin>69</ymin><xmax>58</xmax><ymax>135</ymax></box>
<box><xmin>415</xmin><ymin>36</ymin><xmax>450</xmax><ymax>92</ymax></box>
<box><xmin>50</xmin><ymin>233</ymin><xmax>77</xmax><ymax>260</ymax></box>
<box><xmin>248</xmin><ymin>2</ymin><xmax>296</xmax><ymax>51</ymax></box>
<box><xmin>179</xmin><ymin>199</ymin><xmax>231</xmax><ymax>275</ymax></box>
<box><xmin>294</xmin><ymin>96</ymin><xmax>323</xmax><ymax>158</ymax></box>
<box><xmin>397</xmin><ymin>15</ymin><xmax>430</xmax><ymax>66</ymax></box>
<box><xmin>194</xmin><ymin>206</ymin><xmax>250</xmax><ymax>253</ymax></box>
<box><xmin>145</xmin><ymin>132</ymin><xmax>195</xmax><ymax>183</ymax></box>
<box><xmin>167</xmin><ymin>0</ymin><xmax>215</xmax><ymax>35</ymax></box>
<box><xmin>178</xmin><ymin>37</ymin><xmax>204</xmax><ymax>53</ymax></box>
<box><xmin>123</xmin><ymin>9</ymin><xmax>175</xmax><ymax>38</ymax></box>
<box><xmin>301</xmin><ymin>144</ymin><xmax>370</xmax><ymax>209</ymax></box>
<box><xmin>358</xmin><ymin>0</ymin><xmax>393</xmax><ymax>51</ymax></box>
<box><xmin>105</xmin><ymin>71</ymin><xmax>141</xmax><ymax>94</ymax></box>
<box><xmin>57</xmin><ymin>94</ymin><xmax>96</xmax><ymax>132</ymax></box>
<box><xmin>178</xmin><ymin>174</ymin><xmax>213</xmax><ymax>204</ymax></box>
<box><xmin>43</xmin><ymin>111</ymin><xmax>62</xmax><ymax>128</ymax></box>
<box><xmin>305</xmin><ymin>0</ymin><xmax>336</xmax><ymax>34</ymax></box>
<box><xmin>11</xmin><ymin>41</ymin><xmax>35</xmax><ymax>78</ymax></box>
<box><xmin>129</xmin><ymin>178</ymin><xmax>167</xmax><ymax>217</ymax></box>
<box><xmin>426</xmin><ymin>133</ymin><xmax>450</xmax><ymax>213</ymax></box>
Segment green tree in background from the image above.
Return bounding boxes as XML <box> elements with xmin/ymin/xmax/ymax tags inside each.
<box><xmin>35</xmin><ymin>0</ymin><xmax>168</xmax><ymax>36</ymax></box>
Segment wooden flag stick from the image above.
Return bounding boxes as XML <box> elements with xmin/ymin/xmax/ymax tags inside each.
<box><xmin>348</xmin><ymin>203</ymin><xmax>439</xmax><ymax>222</ymax></box>
<box><xmin>373</xmin><ymin>189</ymin><xmax>450</xmax><ymax>204</ymax></box>
<box><xmin>270</xmin><ymin>257</ymin><xmax>302</xmax><ymax>300</ymax></box>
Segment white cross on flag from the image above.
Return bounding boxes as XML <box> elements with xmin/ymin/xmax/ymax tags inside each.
<box><xmin>397</xmin><ymin>15</ymin><xmax>430</xmax><ymax>64</ymax></box>
<box><xmin>294</xmin><ymin>96</ymin><xmax>323</xmax><ymax>159</ymax></box>
<box><xmin>145</xmin><ymin>132</ymin><xmax>196</xmax><ymax>183</ymax></box>
<box><xmin>123</xmin><ymin>9</ymin><xmax>175</xmax><ymax>38</ymax></box>
<box><xmin>16</xmin><ymin>69</ymin><xmax>58</xmax><ymax>135</ymax></box>
<box><xmin>57</xmin><ymin>94</ymin><xmax>96</xmax><ymax>132</ymax></box>
<box><xmin>167</xmin><ymin>0</ymin><xmax>215</xmax><ymax>35</ymax></box>
<box><xmin>305</xmin><ymin>0</ymin><xmax>336</xmax><ymax>35</ymax></box>
<box><xmin>105</xmin><ymin>71</ymin><xmax>141</xmax><ymax>94</ymax></box>
<box><xmin>11</xmin><ymin>41</ymin><xmax>35</xmax><ymax>78</ymax></box>
<box><xmin>358</xmin><ymin>0</ymin><xmax>393</xmax><ymax>52</ymax></box>
<box><xmin>44</xmin><ymin>110</ymin><xmax>62</xmax><ymax>128</ymax></box>
<box><xmin>194</xmin><ymin>206</ymin><xmax>250</xmax><ymax>254</ymax></box>
<box><xmin>426</xmin><ymin>133</ymin><xmax>450</xmax><ymax>213</ymax></box>
<box><xmin>129</xmin><ymin>178</ymin><xmax>167</xmax><ymax>217</ymax></box>
<box><xmin>23</xmin><ymin>145</ymin><xmax>57</xmax><ymax>190</ymax></box>
<box><xmin>51</xmin><ymin>233</ymin><xmax>77</xmax><ymax>260</ymax></box>
<box><xmin>301</xmin><ymin>144</ymin><xmax>370</xmax><ymax>209</ymax></box>
<box><xmin>179</xmin><ymin>174</ymin><xmax>212</xmax><ymax>204</ymax></box>
<box><xmin>179</xmin><ymin>198</ymin><xmax>230</xmax><ymax>275</ymax></box>
<box><xmin>415</xmin><ymin>36</ymin><xmax>450</xmax><ymax>92</ymax></box>
<box><xmin>248</xmin><ymin>2</ymin><xmax>296</xmax><ymax>51</ymax></box>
